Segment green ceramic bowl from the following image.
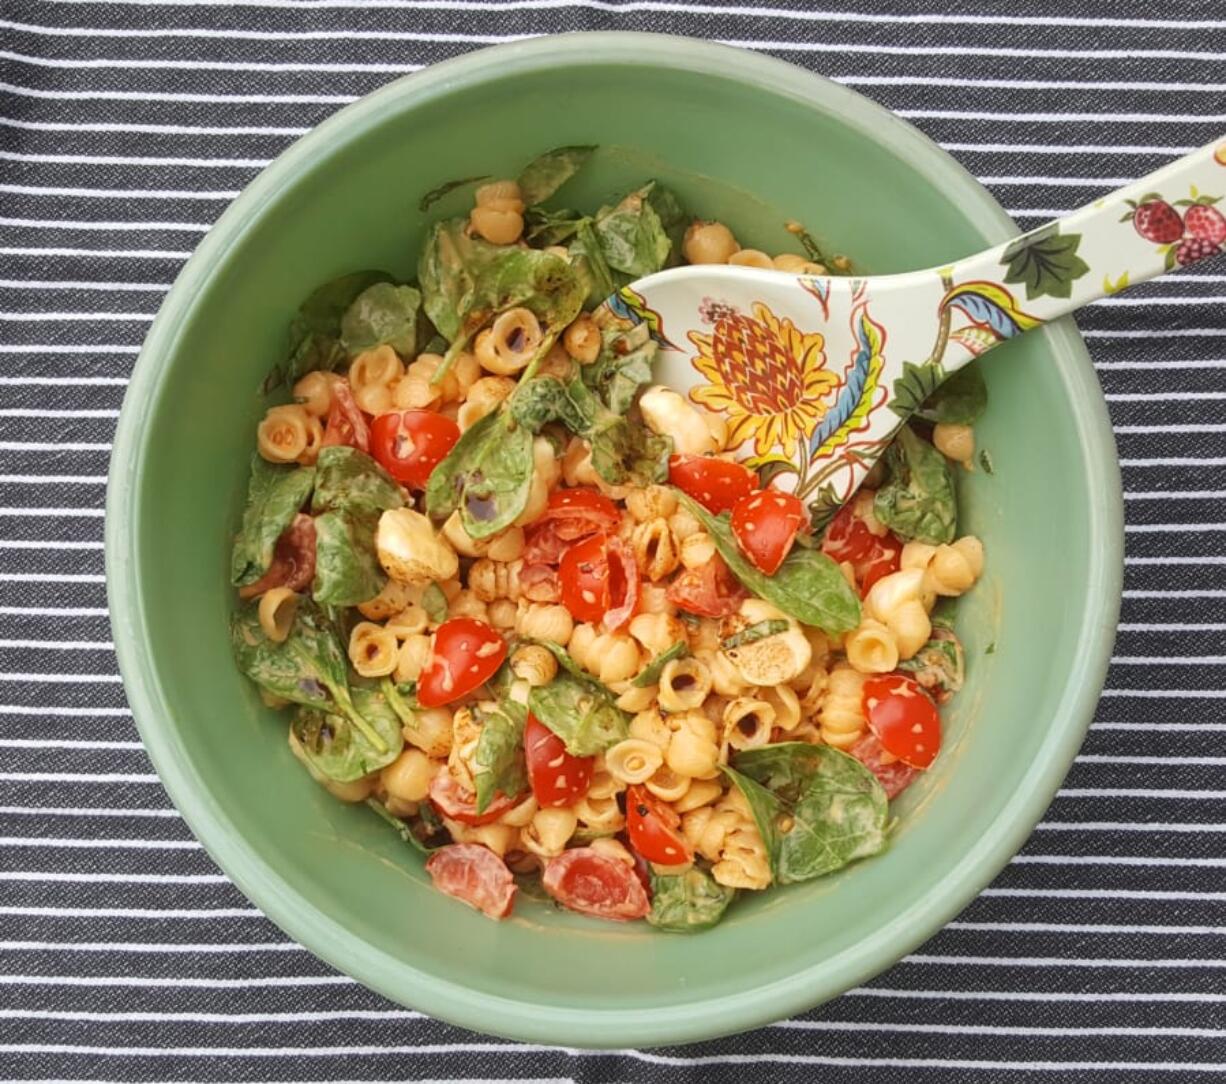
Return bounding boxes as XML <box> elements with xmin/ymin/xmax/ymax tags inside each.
<box><xmin>106</xmin><ymin>33</ymin><xmax>1122</xmax><ymax>1048</ymax></box>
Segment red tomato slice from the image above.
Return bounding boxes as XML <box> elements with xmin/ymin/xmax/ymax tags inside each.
<box><xmin>558</xmin><ymin>533</ymin><xmax>638</xmax><ymax>628</ymax></box>
<box><xmin>237</xmin><ymin>514</ymin><xmax>316</xmax><ymax>600</ymax></box>
<box><xmin>416</xmin><ymin>617</ymin><xmax>508</xmax><ymax>708</ymax></box>
<box><xmin>602</xmin><ymin>537</ymin><xmax>639</xmax><ymax>631</ymax></box>
<box><xmin>518</xmin><ymin>561</ymin><xmax>562</xmax><ymax>604</ymax></box>
<box><xmin>425</xmin><ymin>843</ymin><xmax>517</xmax><ymax>919</ymax></box>
<box><xmin>857</xmin><ymin>532</ymin><xmax>903</xmax><ymax>597</ymax></box>
<box><xmin>862</xmin><ymin>673</ymin><xmax>941</xmax><ymax>770</ymax></box>
<box><xmin>626</xmin><ymin>785</ymin><xmax>693</xmax><ymax>866</ymax></box>
<box><xmin>523</xmin><ymin>488</ymin><xmax>619</xmax><ymax>565</ymax></box>
<box><xmin>368</xmin><ymin>410</ymin><xmax>460</xmax><ymax>489</ymax></box>
<box><xmin>849</xmin><ymin>733</ymin><xmax>919</xmax><ymax>800</ymax></box>
<box><xmin>822</xmin><ymin>502</ymin><xmax>883</xmax><ymax>563</ymax></box>
<box><xmin>320</xmin><ymin>380</ymin><xmax>370</xmax><ymax>452</ymax></box>
<box><xmin>524</xmin><ymin>714</ymin><xmax>594</xmax><ymax>808</ymax></box>
<box><xmin>730</xmin><ymin>488</ymin><xmax>808</xmax><ymax>575</ymax></box>
<box><xmin>666</xmin><ymin>553</ymin><xmax>747</xmax><ymax>618</ymax></box>
<box><xmin>541</xmin><ymin>847</ymin><xmax>652</xmax><ymax>921</ymax></box>
<box><xmin>668</xmin><ymin>454</ymin><xmax>758</xmax><ymax>514</ymax></box>
<box><xmin>428</xmin><ymin>770</ymin><xmax>519</xmax><ymax>826</ymax></box>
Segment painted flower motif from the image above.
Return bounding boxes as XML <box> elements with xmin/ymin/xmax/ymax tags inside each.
<box><xmin>698</xmin><ymin>297</ymin><xmax>740</xmax><ymax>325</ymax></box>
<box><xmin>688</xmin><ymin>301</ymin><xmax>839</xmax><ymax>458</ymax></box>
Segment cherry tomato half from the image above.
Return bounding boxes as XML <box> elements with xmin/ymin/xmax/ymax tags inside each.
<box><xmin>862</xmin><ymin>673</ymin><xmax>941</xmax><ymax>770</ymax></box>
<box><xmin>858</xmin><ymin>533</ymin><xmax>903</xmax><ymax>597</ymax></box>
<box><xmin>524</xmin><ymin>487</ymin><xmax>620</xmax><ymax>565</ymax></box>
<box><xmin>541</xmin><ymin>847</ymin><xmax>652</xmax><ymax>921</ymax></box>
<box><xmin>848</xmin><ymin>732</ymin><xmax>919</xmax><ymax>800</ymax></box>
<box><xmin>666</xmin><ymin>553</ymin><xmax>747</xmax><ymax>618</ymax></box>
<box><xmin>524</xmin><ymin>714</ymin><xmax>595</xmax><ymax>808</ymax></box>
<box><xmin>369</xmin><ymin>410</ymin><xmax>460</xmax><ymax>489</ymax></box>
<box><xmin>626</xmin><ymin>785</ymin><xmax>693</xmax><ymax>866</ymax></box>
<box><xmin>820</xmin><ymin>502</ymin><xmax>877</xmax><ymax>563</ymax></box>
<box><xmin>416</xmin><ymin>617</ymin><xmax>507</xmax><ymax>708</ymax></box>
<box><xmin>428</xmin><ymin>771</ymin><xmax>519</xmax><ymax>826</ymax></box>
<box><xmin>668</xmin><ymin>454</ymin><xmax>758</xmax><ymax>514</ymax></box>
<box><xmin>320</xmin><ymin>380</ymin><xmax>370</xmax><ymax>452</ymax></box>
<box><xmin>559</xmin><ymin>533</ymin><xmax>639</xmax><ymax>629</ymax></box>
<box><xmin>730</xmin><ymin>488</ymin><xmax>808</xmax><ymax>575</ymax></box>
<box><xmin>425</xmin><ymin>842</ymin><xmax>517</xmax><ymax>918</ymax></box>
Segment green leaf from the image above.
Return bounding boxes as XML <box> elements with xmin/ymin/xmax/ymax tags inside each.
<box><xmin>787</xmin><ymin>221</ymin><xmax>833</xmax><ymax>268</ymax></box>
<box><xmin>379</xmin><ymin>677</ymin><xmax>419</xmax><ymax>726</ymax></box>
<box><xmin>509</xmin><ymin>375</ymin><xmax>573</xmax><ymax>433</ymax></box>
<box><xmin>421</xmin><ymin>582</ymin><xmax>448</xmax><ymax>625</ymax></box>
<box><xmin>276</xmin><ymin>270</ymin><xmax>393</xmax><ymax>390</ymax></box>
<box><xmin>527</xmin><ymin>643</ymin><xmax>629</xmax><ymax>757</ymax></box>
<box><xmin>721</xmin><ymin>619</ymin><xmax>790</xmax><ymax>651</ymax></box>
<box><xmin>647</xmin><ymin>867</ymin><xmax>736</xmax><ymax>933</ymax></box>
<box><xmin>889</xmin><ymin>360</ymin><xmax>945</xmax><ymax>420</ymax></box>
<box><xmin>365</xmin><ymin>797</ymin><xmax>437</xmax><ymax>854</ymax></box>
<box><xmin>583</xmin><ymin>328</ymin><xmax>659</xmax><ymax>415</ymax></box>
<box><xmin>424</xmin><ymin>408</ymin><xmax>535</xmax><ymax>539</ymax></box>
<box><xmin>229</xmin><ymin>457</ymin><xmax>315</xmax><ymax>587</ymax></box>
<box><xmin>725</xmin><ymin>743</ymin><xmax>889</xmax><ymax>885</ymax></box>
<box><xmin>898</xmin><ymin>626</ymin><xmax>965</xmax><ymax>699</ymax></box>
<box><xmin>472</xmin><ymin>700</ymin><xmax>528</xmax><ymax>814</ymax></box>
<box><xmin>340</xmin><ymin>282</ymin><xmax>423</xmax><ymax>358</ymax></box>
<box><xmin>999</xmin><ymin>225</ymin><xmax>1089</xmax><ymax>301</ymax></box>
<box><xmin>917</xmin><ymin>363</ymin><xmax>987</xmax><ymax>425</ymax></box>
<box><xmin>523</xmin><ymin>206</ymin><xmax>588</xmax><ymax>247</ymax></box>
<box><xmin>677</xmin><ymin>493</ymin><xmax>861</xmax><ymax>634</ymax></box>
<box><xmin>311</xmin><ymin>510</ymin><xmax>385</xmax><ymax>607</ymax></box>
<box><xmin>290</xmin><ymin>686</ymin><xmax>403</xmax><ymax>783</ymax></box>
<box><xmin>517</xmin><ymin>145</ymin><xmax>596</xmax><ymax>206</ymax></box>
<box><xmin>311</xmin><ymin>446</ymin><xmax>404</xmax><ymax>517</ymax></box>
<box><xmin>418</xmin><ymin>174</ymin><xmax>490</xmax><ymax>213</ymax></box>
<box><xmin>417</xmin><ymin>218</ymin><xmax>584</xmax><ymax>348</ymax></box>
<box><xmin>568</xmin><ymin>218</ymin><xmax>618</xmax><ymax>308</ymax></box>
<box><xmin>632</xmin><ymin>642</ymin><xmax>689</xmax><ymax>688</ymax></box>
<box><xmin>592</xmin><ymin>182</ymin><xmax>677</xmax><ymax>278</ymax></box>
<box><xmin>874</xmin><ymin>425</ymin><xmax>957</xmax><ymax>544</ymax></box>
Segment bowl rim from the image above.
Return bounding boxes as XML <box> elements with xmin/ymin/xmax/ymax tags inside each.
<box><xmin>105</xmin><ymin>30</ymin><xmax>1123</xmax><ymax>1049</ymax></box>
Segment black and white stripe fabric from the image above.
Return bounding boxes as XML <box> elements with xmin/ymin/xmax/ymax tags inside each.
<box><xmin>2</xmin><ymin>2</ymin><xmax>1224</xmax><ymax>1080</ymax></box>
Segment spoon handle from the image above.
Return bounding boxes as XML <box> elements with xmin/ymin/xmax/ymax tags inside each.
<box><xmin>941</xmin><ymin>138</ymin><xmax>1226</xmax><ymax>341</ymax></box>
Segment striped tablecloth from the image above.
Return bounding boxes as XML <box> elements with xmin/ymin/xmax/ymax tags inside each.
<box><xmin>2</xmin><ymin>2</ymin><xmax>1224</xmax><ymax>1080</ymax></box>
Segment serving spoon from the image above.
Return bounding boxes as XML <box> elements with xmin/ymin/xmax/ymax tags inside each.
<box><xmin>595</xmin><ymin>137</ymin><xmax>1226</xmax><ymax>519</ymax></box>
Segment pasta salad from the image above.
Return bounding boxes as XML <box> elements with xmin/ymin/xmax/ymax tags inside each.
<box><xmin>230</xmin><ymin>147</ymin><xmax>986</xmax><ymax>929</ymax></box>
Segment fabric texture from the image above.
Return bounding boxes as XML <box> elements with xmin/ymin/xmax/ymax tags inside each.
<box><xmin>1</xmin><ymin>1</ymin><xmax>1224</xmax><ymax>1080</ymax></box>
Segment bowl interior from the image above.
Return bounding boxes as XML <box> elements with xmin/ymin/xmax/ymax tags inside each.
<box><xmin>109</xmin><ymin>36</ymin><xmax>1121</xmax><ymax>1047</ymax></box>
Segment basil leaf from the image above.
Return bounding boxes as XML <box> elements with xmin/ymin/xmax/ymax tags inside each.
<box><xmin>365</xmin><ymin>797</ymin><xmax>437</xmax><ymax>854</ymax></box>
<box><xmin>874</xmin><ymin>425</ymin><xmax>957</xmax><ymax>544</ymax></box>
<box><xmin>311</xmin><ymin>446</ymin><xmax>404</xmax><ymax>517</ymax></box>
<box><xmin>527</xmin><ymin>642</ymin><xmax>629</xmax><ymax>756</ymax></box>
<box><xmin>472</xmin><ymin>700</ymin><xmax>528</xmax><ymax>814</ymax></box>
<box><xmin>311</xmin><ymin>510</ymin><xmax>385</xmax><ymax>607</ymax></box>
<box><xmin>509</xmin><ymin>375</ymin><xmax>572</xmax><ymax>433</ymax></box>
<box><xmin>417</xmin><ymin>219</ymin><xmax>584</xmax><ymax>349</ymax></box>
<box><xmin>647</xmin><ymin>867</ymin><xmax>736</xmax><ymax>933</ymax></box>
<box><xmin>677</xmin><ymin>493</ymin><xmax>860</xmax><ymax>634</ymax></box>
<box><xmin>523</xmin><ymin>206</ymin><xmax>588</xmax><ymax>247</ymax></box>
<box><xmin>421</xmin><ymin>582</ymin><xmax>448</xmax><ymax>625</ymax></box>
<box><xmin>898</xmin><ymin>626</ymin><xmax>965</xmax><ymax>699</ymax></box>
<box><xmin>424</xmin><ymin>409</ymin><xmax>535</xmax><ymax>539</ymax></box>
<box><xmin>517</xmin><ymin>145</ymin><xmax>596</xmax><ymax>206</ymax></box>
<box><xmin>918</xmin><ymin>363</ymin><xmax>988</xmax><ymax>425</ymax></box>
<box><xmin>632</xmin><ymin>642</ymin><xmax>688</xmax><ymax>688</ymax></box>
<box><xmin>229</xmin><ymin>457</ymin><xmax>315</xmax><ymax>587</ymax></box>
<box><xmin>418</xmin><ymin>174</ymin><xmax>490</xmax><ymax>213</ymax></box>
<box><xmin>232</xmin><ymin>602</ymin><xmax>390</xmax><ymax>755</ymax></box>
<box><xmin>380</xmin><ymin>677</ymin><xmax>419</xmax><ymax>726</ymax></box>
<box><xmin>583</xmin><ymin>329</ymin><xmax>658</xmax><ymax>415</ymax></box>
<box><xmin>277</xmin><ymin>270</ymin><xmax>393</xmax><ymax>389</ymax></box>
<box><xmin>340</xmin><ymin>282</ymin><xmax>423</xmax><ymax>358</ymax></box>
<box><xmin>593</xmin><ymin>182</ymin><xmax>681</xmax><ymax>278</ymax></box>
<box><xmin>721</xmin><ymin>619</ymin><xmax>790</xmax><ymax>651</ymax></box>
<box><xmin>725</xmin><ymin>742</ymin><xmax>888</xmax><ymax>885</ymax></box>
<box><xmin>290</xmin><ymin>686</ymin><xmax>403</xmax><ymax>783</ymax></box>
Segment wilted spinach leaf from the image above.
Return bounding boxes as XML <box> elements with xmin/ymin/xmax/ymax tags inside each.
<box><xmin>592</xmin><ymin>182</ymin><xmax>682</xmax><ymax>278</ymax></box>
<box><xmin>527</xmin><ymin>642</ymin><xmax>629</xmax><ymax>756</ymax></box>
<box><xmin>277</xmin><ymin>270</ymin><xmax>392</xmax><ymax>389</ymax></box>
<box><xmin>311</xmin><ymin>446</ymin><xmax>404</xmax><ymax>517</ymax></box>
<box><xmin>918</xmin><ymin>363</ymin><xmax>987</xmax><ymax>426</ymax></box>
<box><xmin>677</xmin><ymin>493</ymin><xmax>860</xmax><ymax>634</ymax></box>
<box><xmin>365</xmin><ymin>796</ymin><xmax>437</xmax><ymax>854</ymax></box>
<box><xmin>632</xmin><ymin>642</ymin><xmax>688</xmax><ymax>688</ymax></box>
<box><xmin>874</xmin><ymin>425</ymin><xmax>957</xmax><ymax>544</ymax></box>
<box><xmin>509</xmin><ymin>375</ymin><xmax>572</xmax><ymax>433</ymax></box>
<box><xmin>648</xmin><ymin>867</ymin><xmax>736</xmax><ymax>933</ymax></box>
<box><xmin>229</xmin><ymin>457</ymin><xmax>315</xmax><ymax>588</ymax></box>
<box><xmin>424</xmin><ymin>408</ymin><xmax>534</xmax><ymax>538</ymax></box>
<box><xmin>472</xmin><ymin>700</ymin><xmax>528</xmax><ymax>814</ymax></box>
<box><xmin>898</xmin><ymin>626</ymin><xmax>965</xmax><ymax>699</ymax></box>
<box><xmin>569</xmin><ymin>218</ymin><xmax>618</xmax><ymax>308</ymax></box>
<box><xmin>565</xmin><ymin>378</ymin><xmax>672</xmax><ymax>487</ymax></box>
<box><xmin>724</xmin><ymin>742</ymin><xmax>888</xmax><ymax>885</ymax></box>
<box><xmin>290</xmin><ymin>685</ymin><xmax>403</xmax><ymax>782</ymax></box>
<box><xmin>517</xmin><ymin>145</ymin><xmax>595</xmax><ymax>206</ymax></box>
<box><xmin>312</xmin><ymin>510</ymin><xmax>385</xmax><ymax>607</ymax></box>
<box><xmin>583</xmin><ymin>328</ymin><xmax>658</xmax><ymax>415</ymax></box>
<box><xmin>340</xmin><ymin>282</ymin><xmax>423</xmax><ymax>358</ymax></box>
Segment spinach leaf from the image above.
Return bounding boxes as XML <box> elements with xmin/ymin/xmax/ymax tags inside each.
<box><xmin>279</xmin><ymin>270</ymin><xmax>392</xmax><ymax>388</ymax></box>
<box><xmin>421</xmin><ymin>582</ymin><xmax>448</xmax><ymax>624</ymax></box>
<box><xmin>340</xmin><ymin>282</ymin><xmax>423</xmax><ymax>358</ymax></box>
<box><xmin>677</xmin><ymin>493</ymin><xmax>860</xmax><ymax>634</ymax></box>
<box><xmin>472</xmin><ymin>700</ymin><xmax>528</xmax><ymax>814</ymax></box>
<box><xmin>725</xmin><ymin>742</ymin><xmax>888</xmax><ymax>885</ymax></box>
<box><xmin>311</xmin><ymin>446</ymin><xmax>404</xmax><ymax>517</ymax></box>
<box><xmin>632</xmin><ymin>642</ymin><xmax>688</xmax><ymax>688</ymax></box>
<box><xmin>417</xmin><ymin>219</ymin><xmax>584</xmax><ymax>350</ymax></box>
<box><xmin>569</xmin><ymin>218</ymin><xmax>618</xmax><ymax>308</ymax></box>
<box><xmin>874</xmin><ymin>425</ymin><xmax>958</xmax><ymax>545</ymax></box>
<box><xmin>229</xmin><ymin>457</ymin><xmax>315</xmax><ymax>588</ymax></box>
<box><xmin>290</xmin><ymin>685</ymin><xmax>403</xmax><ymax>782</ymax></box>
<box><xmin>517</xmin><ymin>145</ymin><xmax>595</xmax><ymax>206</ymax></box>
<box><xmin>380</xmin><ymin>677</ymin><xmax>419</xmax><ymax>726</ymax></box>
<box><xmin>918</xmin><ymin>363</ymin><xmax>988</xmax><ymax>426</ymax></box>
<box><xmin>366</xmin><ymin>797</ymin><xmax>437</xmax><ymax>854</ymax></box>
<box><xmin>564</xmin><ymin>378</ymin><xmax>672</xmax><ymax>487</ymax></box>
<box><xmin>418</xmin><ymin>174</ymin><xmax>490</xmax><ymax>213</ymax></box>
<box><xmin>424</xmin><ymin>408</ymin><xmax>535</xmax><ymax>539</ymax></box>
<box><xmin>583</xmin><ymin>329</ymin><xmax>658</xmax><ymax>415</ymax></box>
<box><xmin>647</xmin><ymin>867</ymin><xmax>736</xmax><ymax>933</ymax></box>
<box><xmin>593</xmin><ymin>182</ymin><xmax>679</xmax><ymax>278</ymax></box>
<box><xmin>898</xmin><ymin>626</ymin><xmax>965</xmax><ymax>699</ymax></box>
<box><xmin>312</xmin><ymin>510</ymin><xmax>385</xmax><ymax>607</ymax></box>
<box><xmin>527</xmin><ymin>642</ymin><xmax>629</xmax><ymax>756</ymax></box>
<box><xmin>509</xmin><ymin>375</ymin><xmax>572</xmax><ymax>433</ymax></box>
<box><xmin>232</xmin><ymin>602</ymin><xmax>390</xmax><ymax>755</ymax></box>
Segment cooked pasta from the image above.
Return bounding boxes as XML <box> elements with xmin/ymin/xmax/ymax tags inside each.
<box><xmin>348</xmin><ymin>622</ymin><xmax>399</xmax><ymax>678</ymax></box>
<box><xmin>604</xmin><ymin>738</ymin><xmax>664</xmax><ymax>786</ymax></box>
<box><xmin>257</xmin><ymin>587</ymin><xmax>298</xmax><ymax>643</ymax></box>
<box><xmin>722</xmin><ymin>697</ymin><xmax>775</xmax><ymax>751</ymax></box>
<box><xmin>631</xmin><ymin>518</ymin><xmax>680</xmax><ymax>581</ymax></box>
<box><xmin>657</xmin><ymin>656</ymin><xmax>712</xmax><ymax>712</ymax></box>
<box><xmin>819</xmin><ymin>666</ymin><xmax>868</xmax><ymax>749</ymax></box>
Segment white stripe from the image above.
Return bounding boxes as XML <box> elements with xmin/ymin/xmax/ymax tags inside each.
<box><xmin>0</xmin><ymin>312</ymin><xmax>153</xmax><ymax>323</ymax></box>
<box><xmin>1059</xmin><ymin>787</ymin><xmax>1226</xmax><ymax>798</ymax></box>
<box><xmin>0</xmin><ymin>739</ymin><xmax>135</xmax><ymax>750</ymax></box>
<box><xmin>0</xmin><ymin>442</ymin><xmax>112</xmax><ymax>452</ymax></box>
<box><xmin>0</xmin><ymin>806</ymin><xmax>174</xmax><ymax>818</ymax></box>
<box><xmin>0</xmin><ymin>607</ymin><xmax>109</xmax><ymax>616</ymax></box>
<box><xmin>0</xmin><ymin>835</ymin><xmax>197</xmax><ymax>848</ymax></box>
<box><xmin>1124</xmin><ymin>489</ymin><xmax>1226</xmax><ymax>499</ymax></box>
<box><xmin>0</xmin><ymin>580</ymin><xmax>108</xmax><ymax>590</ymax></box>
<box><xmin>0</xmin><ymin>673</ymin><xmax>118</xmax><ymax>684</ymax></box>
<box><xmin>1084</xmin><ymin>328</ymin><xmax>1226</xmax><ymax>338</ymax></box>
<box><xmin>0</xmin><ymin>505</ymin><xmax>108</xmax><ymax>514</ymax></box>
<box><xmin>0</xmin><ymin>774</ymin><xmax>159</xmax><ymax>785</ymax></box>
<box><xmin>1014</xmin><ymin>854</ymin><xmax>1226</xmax><ymax>868</ymax></box>
<box><xmin>0</xmin><ymin>246</ymin><xmax>191</xmax><ymax>259</ymax></box>
<box><xmin>1123</xmin><ymin>589</ymin><xmax>1226</xmax><ymax>598</ymax></box>
<box><xmin>1112</xmin><ymin>656</ymin><xmax>1226</xmax><ymax>665</ymax></box>
<box><xmin>898</xmin><ymin>107</ymin><xmax>1226</xmax><ymax>121</ymax></box>
<box><xmin>0</xmin><ymin>1008</ymin><xmax>422</xmax><ymax>1024</ymax></box>
<box><xmin>0</xmin><ymin>278</ymin><xmax>169</xmax><ymax>292</ymax></box>
<box><xmin>0</xmin><ymin>116</ymin><xmax>310</xmax><ymax>137</ymax></box>
<box><xmin>1092</xmin><ymin>721</ymin><xmax>1226</xmax><ymax>731</ymax></box>
<box><xmin>0</xmin><ymin>476</ymin><xmax>109</xmax><ymax>485</ymax></box>
<box><xmin>0</xmin><ymin>636</ymin><xmax>112</xmax><ymax>645</ymax></box>
<box><xmin>0</xmin><ymin>49</ymin><xmax>419</xmax><ymax>75</ymax></box>
<box><xmin>0</xmin><ymin>215</ymin><xmax>209</xmax><ymax>232</ymax></box>
<box><xmin>0</xmin><ymin>182</ymin><xmax>236</xmax><ymax>201</ymax></box>
<box><xmin>0</xmin><ymin>940</ymin><xmax>295</xmax><ymax>953</ymax></box>
<box><xmin>1121</xmin><ymin>457</ymin><xmax>1226</xmax><ymax>466</ymax></box>
<box><xmin>1125</xmin><ymin>557</ymin><xmax>1226</xmax><ymax>566</ymax></box>
<box><xmin>1098</xmin><ymin>296</ymin><xmax>1226</xmax><ymax>307</ymax></box>
<box><xmin>1113</xmin><ymin>393</ymin><xmax>1226</xmax><ymax>403</ymax></box>
<box><xmin>0</xmin><ymin>18</ymin><xmax>517</xmax><ymax>41</ymax></box>
<box><xmin>0</xmin><ymin>541</ymin><xmax>105</xmax><ymax>551</ymax></box>
<box><xmin>0</xmin><ymin>906</ymin><xmax>262</xmax><ymax>919</ymax></box>
<box><xmin>0</xmin><ymin>344</ymin><xmax>138</xmax><ymax>354</ymax></box>
<box><xmin>1079</xmin><ymin>753</ymin><xmax>1226</xmax><ymax>765</ymax></box>
<box><xmin>0</xmin><ymin>706</ymin><xmax>130</xmax><ymax>716</ymax></box>
<box><xmin>1098</xmin><ymin>359</ymin><xmax>1226</xmax><ymax>370</ymax></box>
<box><xmin>0</xmin><ymin>974</ymin><xmax>352</xmax><ymax>989</ymax></box>
<box><xmin>1036</xmin><ymin>820</ymin><xmax>1226</xmax><ymax>833</ymax></box>
<box><xmin>987</xmin><ymin>890</ymin><xmax>1226</xmax><ymax>905</ymax></box>
<box><xmin>846</xmin><ymin>77</ymin><xmax>1226</xmax><ymax>95</ymax></box>
<box><xmin>0</xmin><ymin>871</ymin><xmax>226</xmax><ymax>883</ymax></box>
<box><xmin>1125</xmin><ymin>525</ymin><xmax>1226</xmax><ymax>534</ymax></box>
<box><xmin>0</xmin><ymin>80</ymin><xmax>357</xmax><ymax>105</ymax></box>
<box><xmin>0</xmin><ymin>150</ymin><xmax>268</xmax><ymax>171</ymax></box>
<box><xmin>849</xmin><ymin>986</ymin><xmax>1226</xmax><ymax>1005</ymax></box>
<box><xmin>905</xmin><ymin>953</ymin><xmax>1226</xmax><ymax>969</ymax></box>
<box><xmin>1116</xmin><ymin>424</ymin><xmax>1226</xmax><ymax>434</ymax></box>
<box><xmin>775</xmin><ymin>1018</ymin><xmax>1226</xmax><ymax>1037</ymax></box>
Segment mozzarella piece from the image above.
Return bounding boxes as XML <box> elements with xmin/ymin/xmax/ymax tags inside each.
<box><xmin>720</xmin><ymin>598</ymin><xmax>812</xmax><ymax>687</ymax></box>
<box><xmin>376</xmin><ymin>508</ymin><xmax>459</xmax><ymax>585</ymax></box>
